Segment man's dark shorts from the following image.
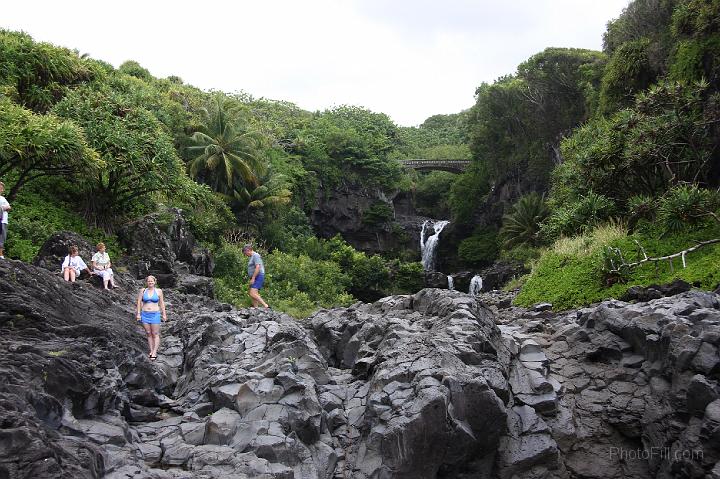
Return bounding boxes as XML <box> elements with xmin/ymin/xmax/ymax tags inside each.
<box><xmin>251</xmin><ymin>273</ymin><xmax>265</xmax><ymax>289</ymax></box>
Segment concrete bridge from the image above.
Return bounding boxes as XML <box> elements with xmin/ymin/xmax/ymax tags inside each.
<box><xmin>399</xmin><ymin>159</ymin><xmax>471</xmax><ymax>173</ymax></box>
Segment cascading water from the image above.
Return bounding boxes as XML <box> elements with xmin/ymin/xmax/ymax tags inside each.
<box><xmin>420</xmin><ymin>220</ymin><xmax>449</xmax><ymax>271</ymax></box>
<box><xmin>469</xmin><ymin>275</ymin><xmax>483</xmax><ymax>295</ymax></box>
<box><xmin>447</xmin><ymin>275</ymin><xmax>454</xmax><ymax>290</ymax></box>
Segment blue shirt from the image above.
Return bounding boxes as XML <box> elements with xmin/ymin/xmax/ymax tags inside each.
<box><xmin>247</xmin><ymin>252</ymin><xmax>265</xmax><ymax>277</ymax></box>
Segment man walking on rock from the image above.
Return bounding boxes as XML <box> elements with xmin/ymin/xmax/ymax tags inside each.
<box><xmin>243</xmin><ymin>244</ymin><xmax>269</xmax><ymax>308</ymax></box>
<box><xmin>0</xmin><ymin>181</ymin><xmax>11</xmax><ymax>259</ymax></box>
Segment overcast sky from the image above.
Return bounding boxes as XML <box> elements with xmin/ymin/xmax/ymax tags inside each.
<box><xmin>2</xmin><ymin>0</ymin><xmax>629</xmax><ymax>126</ymax></box>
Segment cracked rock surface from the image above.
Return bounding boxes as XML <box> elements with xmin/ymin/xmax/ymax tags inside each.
<box><xmin>2</xmin><ymin>258</ymin><xmax>720</xmax><ymax>478</ymax></box>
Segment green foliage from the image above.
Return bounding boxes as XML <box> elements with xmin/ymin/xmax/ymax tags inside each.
<box><xmin>500</xmin><ymin>193</ymin><xmax>549</xmax><ymax>248</ymax></box>
<box><xmin>627</xmin><ymin>194</ymin><xmax>657</xmax><ymax>229</ymax></box>
<box><xmin>541</xmin><ymin>192</ymin><xmax>616</xmax><ymax>240</ymax></box>
<box><xmin>261</xmin><ymin>206</ymin><xmax>315</xmax><ymax>251</ymax></box>
<box><xmin>53</xmin><ymin>81</ymin><xmax>185</xmax><ymax>225</ymax></box>
<box><xmin>500</xmin><ymin>245</ymin><xmax>541</xmax><ymax>265</ymax></box>
<box><xmin>325</xmin><ymin>237</ymin><xmax>391</xmax><ymax>301</ymax></box>
<box><xmin>516</xmin><ymin>222</ymin><xmax>720</xmax><ymax>310</ymax></box>
<box><xmin>657</xmin><ymin>184</ymin><xmax>720</xmax><ymax>234</ymax></box>
<box><xmin>361</xmin><ymin>202</ymin><xmax>394</xmax><ymax>226</ymax></box>
<box><xmin>214</xmin><ymin>243</ymin><xmax>353</xmax><ymax>318</ymax></box>
<box><xmin>553</xmin><ymin>81</ymin><xmax>717</xmax><ymax>209</ymax></box>
<box><xmin>599</xmin><ymin>38</ymin><xmax>655</xmax><ymax>112</ymax></box>
<box><xmin>0</xmin><ymin>99</ymin><xmax>100</xmax><ymax>199</ymax></box>
<box><xmin>603</xmin><ymin>0</ymin><xmax>677</xmax><ymax>54</ymax></box>
<box><xmin>170</xmin><ymin>180</ymin><xmax>235</xmax><ymax>246</ymax></box>
<box><xmin>458</xmin><ymin>230</ymin><xmax>499</xmax><ymax>267</ymax></box>
<box><xmin>0</xmin><ymin>29</ymin><xmax>96</xmax><ymax>112</ymax></box>
<box><xmin>669</xmin><ymin>0</ymin><xmax>720</xmax><ymax>84</ymax></box>
<box><xmin>388</xmin><ymin>261</ymin><xmax>424</xmax><ymax>293</ymax></box>
<box><xmin>396</xmin><ymin>111</ymin><xmax>470</xmax><ymax>159</ymax></box>
<box><xmin>448</xmin><ymin>165</ymin><xmax>490</xmax><ymax>224</ymax></box>
<box><xmin>295</xmin><ymin>106</ymin><xmax>407</xmax><ymax>191</ymax></box>
<box><xmin>232</xmin><ymin>169</ymin><xmax>292</xmax><ymax>228</ymax></box>
<box><xmin>187</xmin><ymin>94</ymin><xmax>267</xmax><ymax>195</ymax></box>
<box><xmin>414</xmin><ymin>171</ymin><xmax>455</xmax><ymax>218</ymax></box>
<box><xmin>5</xmin><ymin>183</ymin><xmax>121</xmax><ymax>262</ymax></box>
<box><xmin>118</xmin><ymin>61</ymin><xmax>152</xmax><ymax>81</ymax></box>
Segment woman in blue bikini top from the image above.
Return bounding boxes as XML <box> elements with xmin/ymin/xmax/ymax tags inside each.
<box><xmin>135</xmin><ymin>275</ymin><xmax>167</xmax><ymax>361</ymax></box>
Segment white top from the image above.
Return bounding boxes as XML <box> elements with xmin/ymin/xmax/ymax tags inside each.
<box><xmin>0</xmin><ymin>195</ymin><xmax>8</xmax><ymax>224</ymax></box>
<box><xmin>92</xmin><ymin>251</ymin><xmax>111</xmax><ymax>267</ymax></box>
<box><xmin>61</xmin><ymin>255</ymin><xmax>88</xmax><ymax>272</ymax></box>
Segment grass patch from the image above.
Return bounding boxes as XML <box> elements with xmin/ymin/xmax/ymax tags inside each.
<box><xmin>515</xmin><ymin>223</ymin><xmax>720</xmax><ymax>310</ymax></box>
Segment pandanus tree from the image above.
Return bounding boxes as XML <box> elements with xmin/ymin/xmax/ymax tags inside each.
<box><xmin>0</xmin><ymin>99</ymin><xmax>100</xmax><ymax>200</ymax></box>
<box><xmin>186</xmin><ymin>95</ymin><xmax>265</xmax><ymax>195</ymax></box>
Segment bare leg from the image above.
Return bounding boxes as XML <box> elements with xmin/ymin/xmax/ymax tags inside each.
<box><xmin>110</xmin><ymin>275</ymin><xmax>116</xmax><ymax>288</ymax></box>
<box><xmin>250</xmin><ymin>288</ymin><xmax>269</xmax><ymax>308</ymax></box>
<box><xmin>63</xmin><ymin>268</ymin><xmax>70</xmax><ymax>281</ymax></box>
<box><xmin>142</xmin><ymin>322</ymin><xmax>152</xmax><ymax>355</ymax></box>
<box><xmin>150</xmin><ymin>324</ymin><xmax>161</xmax><ymax>357</ymax></box>
<box><xmin>70</xmin><ymin>269</ymin><xmax>76</xmax><ymax>282</ymax></box>
<box><xmin>103</xmin><ymin>277</ymin><xmax>110</xmax><ymax>289</ymax></box>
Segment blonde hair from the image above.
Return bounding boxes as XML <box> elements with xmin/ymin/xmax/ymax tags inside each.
<box><xmin>96</xmin><ymin>242</ymin><xmax>105</xmax><ymax>250</ymax></box>
<box><xmin>145</xmin><ymin>275</ymin><xmax>157</xmax><ymax>286</ymax></box>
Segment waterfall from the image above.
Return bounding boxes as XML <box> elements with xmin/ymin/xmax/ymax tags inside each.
<box><xmin>447</xmin><ymin>275</ymin><xmax>454</xmax><ymax>290</ymax></box>
<box><xmin>469</xmin><ymin>275</ymin><xmax>483</xmax><ymax>295</ymax></box>
<box><xmin>420</xmin><ymin>220</ymin><xmax>449</xmax><ymax>271</ymax></box>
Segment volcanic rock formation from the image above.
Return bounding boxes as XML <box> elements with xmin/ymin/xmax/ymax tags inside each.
<box><xmin>2</xmin><ymin>256</ymin><xmax>720</xmax><ymax>478</ymax></box>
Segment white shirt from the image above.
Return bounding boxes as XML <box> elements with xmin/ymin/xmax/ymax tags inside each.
<box><xmin>92</xmin><ymin>251</ymin><xmax>111</xmax><ymax>267</ymax></box>
<box><xmin>61</xmin><ymin>255</ymin><xmax>88</xmax><ymax>272</ymax></box>
<box><xmin>0</xmin><ymin>196</ymin><xmax>8</xmax><ymax>224</ymax></box>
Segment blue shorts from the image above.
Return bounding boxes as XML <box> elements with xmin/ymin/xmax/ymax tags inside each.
<box><xmin>141</xmin><ymin>311</ymin><xmax>161</xmax><ymax>324</ymax></box>
<box><xmin>251</xmin><ymin>274</ymin><xmax>265</xmax><ymax>289</ymax></box>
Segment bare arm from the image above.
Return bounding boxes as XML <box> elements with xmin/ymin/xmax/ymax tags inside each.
<box><xmin>159</xmin><ymin>289</ymin><xmax>167</xmax><ymax>321</ymax></box>
<box><xmin>251</xmin><ymin>264</ymin><xmax>261</xmax><ymax>281</ymax></box>
<box><xmin>136</xmin><ymin>290</ymin><xmax>143</xmax><ymax>320</ymax></box>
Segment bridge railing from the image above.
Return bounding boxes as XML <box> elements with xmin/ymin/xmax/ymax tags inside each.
<box><xmin>398</xmin><ymin>159</ymin><xmax>471</xmax><ymax>171</ymax></box>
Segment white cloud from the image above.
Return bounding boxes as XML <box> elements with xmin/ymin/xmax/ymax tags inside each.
<box><xmin>1</xmin><ymin>0</ymin><xmax>629</xmax><ymax>125</ymax></box>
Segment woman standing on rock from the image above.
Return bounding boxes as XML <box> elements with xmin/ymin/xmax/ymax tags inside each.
<box><xmin>135</xmin><ymin>275</ymin><xmax>167</xmax><ymax>361</ymax></box>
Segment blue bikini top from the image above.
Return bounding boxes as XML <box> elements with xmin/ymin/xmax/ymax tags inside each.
<box><xmin>142</xmin><ymin>288</ymin><xmax>159</xmax><ymax>303</ymax></box>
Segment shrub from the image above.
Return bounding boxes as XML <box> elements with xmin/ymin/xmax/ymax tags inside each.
<box><xmin>361</xmin><ymin>202</ymin><xmax>394</xmax><ymax>226</ymax></box>
<box><xmin>500</xmin><ymin>193</ymin><xmax>549</xmax><ymax>249</ymax></box>
<box><xmin>213</xmin><ymin>243</ymin><xmax>354</xmax><ymax>318</ymax></box>
<box><xmin>458</xmin><ymin>230</ymin><xmax>499</xmax><ymax>267</ymax></box>
<box><xmin>5</xmin><ymin>185</ymin><xmax>121</xmax><ymax>262</ymax></box>
<box><xmin>388</xmin><ymin>261</ymin><xmax>424</xmax><ymax>293</ymax></box>
<box><xmin>541</xmin><ymin>192</ymin><xmax>616</xmax><ymax>240</ymax></box>
<box><xmin>657</xmin><ymin>184</ymin><xmax>719</xmax><ymax>234</ymax></box>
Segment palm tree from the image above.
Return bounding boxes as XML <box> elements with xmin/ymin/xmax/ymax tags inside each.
<box><xmin>500</xmin><ymin>192</ymin><xmax>549</xmax><ymax>248</ymax></box>
<box><xmin>186</xmin><ymin>95</ymin><xmax>264</xmax><ymax>194</ymax></box>
<box><xmin>232</xmin><ymin>170</ymin><xmax>292</xmax><ymax>226</ymax></box>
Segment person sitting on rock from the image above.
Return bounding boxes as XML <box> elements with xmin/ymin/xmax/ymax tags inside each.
<box><xmin>135</xmin><ymin>275</ymin><xmax>168</xmax><ymax>361</ymax></box>
<box><xmin>91</xmin><ymin>242</ymin><xmax>116</xmax><ymax>289</ymax></box>
<box><xmin>61</xmin><ymin>245</ymin><xmax>88</xmax><ymax>282</ymax></box>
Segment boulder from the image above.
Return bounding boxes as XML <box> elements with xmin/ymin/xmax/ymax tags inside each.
<box><xmin>118</xmin><ymin>208</ymin><xmax>213</xmax><ymax>279</ymax></box>
<box><xmin>33</xmin><ymin>231</ymin><xmax>95</xmax><ymax>273</ymax></box>
<box><xmin>621</xmin><ymin>279</ymin><xmax>692</xmax><ymax>302</ymax></box>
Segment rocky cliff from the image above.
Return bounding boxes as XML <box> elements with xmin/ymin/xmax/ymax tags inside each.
<box><xmin>2</xmin><ymin>257</ymin><xmax>720</xmax><ymax>478</ymax></box>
